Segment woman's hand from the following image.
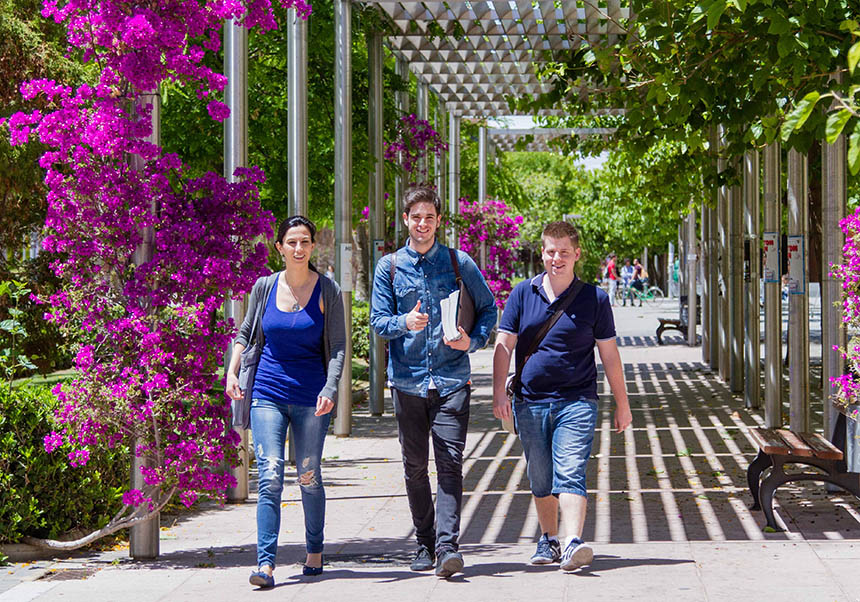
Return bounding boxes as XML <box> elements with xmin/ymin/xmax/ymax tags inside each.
<box><xmin>315</xmin><ymin>395</ymin><xmax>334</xmax><ymax>416</ymax></box>
<box><xmin>225</xmin><ymin>372</ymin><xmax>243</xmax><ymax>401</ymax></box>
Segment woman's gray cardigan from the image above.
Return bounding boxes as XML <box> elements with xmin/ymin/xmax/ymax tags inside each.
<box><xmin>231</xmin><ymin>271</ymin><xmax>346</xmax><ymax>429</ymax></box>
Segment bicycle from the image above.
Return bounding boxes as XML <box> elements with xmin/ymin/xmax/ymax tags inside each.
<box><xmin>627</xmin><ymin>284</ymin><xmax>665</xmax><ymax>306</ymax></box>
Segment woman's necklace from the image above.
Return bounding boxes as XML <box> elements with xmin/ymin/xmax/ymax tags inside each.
<box><xmin>283</xmin><ymin>272</ymin><xmax>309</xmax><ymax>311</ymax></box>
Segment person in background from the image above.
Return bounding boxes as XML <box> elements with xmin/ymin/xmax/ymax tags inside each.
<box><xmin>620</xmin><ymin>258</ymin><xmax>634</xmax><ymax>307</ymax></box>
<box><xmin>606</xmin><ymin>253</ymin><xmax>618</xmax><ymax>306</ymax></box>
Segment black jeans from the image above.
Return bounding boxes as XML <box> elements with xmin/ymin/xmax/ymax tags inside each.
<box><xmin>392</xmin><ymin>385</ymin><xmax>470</xmax><ymax>555</ymax></box>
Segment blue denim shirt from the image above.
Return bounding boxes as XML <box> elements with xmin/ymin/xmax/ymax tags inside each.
<box><xmin>370</xmin><ymin>240</ymin><xmax>497</xmax><ymax>397</ymax></box>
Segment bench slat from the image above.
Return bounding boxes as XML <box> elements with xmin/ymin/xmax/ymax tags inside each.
<box><xmin>799</xmin><ymin>432</ymin><xmax>844</xmax><ymax>461</ymax></box>
<box><xmin>776</xmin><ymin>429</ymin><xmax>815</xmax><ymax>457</ymax></box>
<box><xmin>750</xmin><ymin>428</ymin><xmax>791</xmax><ymax>455</ymax></box>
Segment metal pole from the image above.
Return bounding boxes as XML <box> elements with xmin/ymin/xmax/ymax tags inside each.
<box><xmin>686</xmin><ymin>208</ymin><xmax>698</xmax><ymax>346</ymax></box>
<box><xmin>367</xmin><ymin>31</ymin><xmax>385</xmax><ymax>416</ymax></box>
<box><xmin>642</xmin><ymin>246</ymin><xmax>648</xmax><ymax>279</ymax></box>
<box><xmin>744</xmin><ymin>150</ymin><xmax>761</xmax><ymax>408</ymax></box>
<box><xmin>763</xmin><ymin>142</ymin><xmax>782</xmax><ymax>428</ymax></box>
<box><xmin>288</xmin><ymin>9</ymin><xmax>308</xmax><ymax>216</ymax></box>
<box><xmin>822</xmin><ymin>112</ymin><xmax>846</xmax><ymax>439</ymax></box>
<box><xmin>334</xmin><ymin>0</ymin><xmax>353</xmax><ymax>436</ymax></box>
<box><xmin>787</xmin><ymin>149</ymin><xmax>809</xmax><ymax>432</ymax></box>
<box><xmin>416</xmin><ymin>80</ymin><xmax>429</xmax><ymax>182</ymax></box>
<box><xmin>222</xmin><ymin>18</ymin><xmax>250</xmax><ymax>503</ymax></box>
<box><xmin>394</xmin><ymin>57</ymin><xmax>409</xmax><ymax>246</ymax></box>
<box><xmin>708</xmin><ymin>128</ymin><xmax>720</xmax><ymax>372</ymax></box>
<box><xmin>729</xmin><ymin>164</ymin><xmax>744</xmax><ymax>393</ymax></box>
<box><xmin>478</xmin><ymin>125</ymin><xmax>487</xmax><ymax>270</ymax></box>
<box><xmin>708</xmin><ymin>204</ymin><xmax>719</xmax><ymax>370</ymax></box>
<box><xmin>448</xmin><ymin>112</ymin><xmax>460</xmax><ymax>248</ymax></box>
<box><xmin>717</xmin><ymin>130</ymin><xmax>730</xmax><ymax>382</ymax></box>
<box><xmin>435</xmin><ymin>102</ymin><xmax>446</xmax><ymax>209</ymax></box>
<box><xmin>701</xmin><ymin>205</ymin><xmax>710</xmax><ymax>362</ymax></box>
<box><xmin>130</xmin><ymin>92</ymin><xmax>161</xmax><ymax>559</ymax></box>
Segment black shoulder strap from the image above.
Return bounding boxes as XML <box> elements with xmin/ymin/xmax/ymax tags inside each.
<box><xmin>515</xmin><ymin>278</ymin><xmax>586</xmax><ymax>376</ymax></box>
<box><xmin>448</xmin><ymin>247</ymin><xmax>462</xmax><ymax>283</ymax></box>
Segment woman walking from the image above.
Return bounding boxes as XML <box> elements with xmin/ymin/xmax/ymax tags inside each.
<box><xmin>225</xmin><ymin>215</ymin><xmax>346</xmax><ymax>588</ymax></box>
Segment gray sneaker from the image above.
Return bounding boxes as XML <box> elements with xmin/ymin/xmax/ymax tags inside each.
<box><xmin>560</xmin><ymin>538</ymin><xmax>593</xmax><ymax>572</ymax></box>
<box><xmin>435</xmin><ymin>550</ymin><xmax>464</xmax><ymax>578</ymax></box>
<box><xmin>410</xmin><ymin>545</ymin><xmax>435</xmax><ymax>571</ymax></box>
<box><xmin>530</xmin><ymin>533</ymin><xmax>561</xmax><ymax>564</ymax></box>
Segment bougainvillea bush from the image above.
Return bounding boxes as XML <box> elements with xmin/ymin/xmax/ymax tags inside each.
<box><xmin>455</xmin><ymin>197</ymin><xmax>522</xmax><ymax>309</ymax></box>
<box><xmin>384</xmin><ymin>113</ymin><xmax>447</xmax><ymax>186</ymax></box>
<box><xmin>5</xmin><ymin>0</ymin><xmax>310</xmax><ymax>548</ymax></box>
<box><xmin>831</xmin><ymin>207</ymin><xmax>860</xmax><ymax>420</ymax></box>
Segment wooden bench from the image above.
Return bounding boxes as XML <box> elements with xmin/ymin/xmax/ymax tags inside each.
<box><xmin>656</xmin><ymin>294</ymin><xmax>700</xmax><ymax>345</ymax></box>
<box><xmin>747</xmin><ymin>427</ymin><xmax>860</xmax><ymax>531</ymax></box>
<box><xmin>656</xmin><ymin>317</ymin><xmax>684</xmax><ymax>344</ymax></box>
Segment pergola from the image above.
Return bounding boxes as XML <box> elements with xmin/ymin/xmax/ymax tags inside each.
<box><xmin>130</xmin><ymin>0</ymin><xmax>849</xmax><ymax>562</ymax></box>
<box><xmin>210</xmin><ymin>0</ymin><xmax>637</xmax><ymax>531</ymax></box>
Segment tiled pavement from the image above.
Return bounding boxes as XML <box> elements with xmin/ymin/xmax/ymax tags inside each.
<box><xmin>2</xmin><ymin>300</ymin><xmax>859</xmax><ymax>601</ymax></box>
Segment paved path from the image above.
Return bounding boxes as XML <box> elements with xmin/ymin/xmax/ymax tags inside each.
<box><xmin>2</xmin><ymin>300</ymin><xmax>859</xmax><ymax>601</ymax></box>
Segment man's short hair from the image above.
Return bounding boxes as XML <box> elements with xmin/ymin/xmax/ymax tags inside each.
<box><xmin>542</xmin><ymin>221</ymin><xmax>580</xmax><ymax>248</ymax></box>
<box><xmin>403</xmin><ymin>186</ymin><xmax>442</xmax><ymax>216</ymax></box>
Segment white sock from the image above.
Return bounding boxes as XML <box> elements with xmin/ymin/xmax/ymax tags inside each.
<box><xmin>563</xmin><ymin>536</ymin><xmax>583</xmax><ymax>549</ymax></box>
<box><xmin>547</xmin><ymin>535</ymin><xmax>559</xmax><ymax>543</ymax></box>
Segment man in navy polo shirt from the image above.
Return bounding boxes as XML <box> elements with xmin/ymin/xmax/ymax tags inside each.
<box><xmin>492</xmin><ymin>221</ymin><xmax>632</xmax><ymax>572</ymax></box>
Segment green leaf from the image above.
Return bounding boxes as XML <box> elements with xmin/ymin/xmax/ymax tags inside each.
<box><xmin>689</xmin><ymin>4</ymin><xmax>706</xmax><ymax>25</ymax></box>
<box><xmin>781</xmin><ymin>91</ymin><xmax>820</xmax><ymax>141</ymax></box>
<box><xmin>825</xmin><ymin>109</ymin><xmax>852</xmax><ymax>144</ymax></box>
<box><xmin>766</xmin><ymin>11</ymin><xmax>791</xmax><ymax>35</ymax></box>
<box><xmin>730</xmin><ymin>0</ymin><xmax>746</xmax><ymax>11</ymax></box>
<box><xmin>750</xmin><ymin>122</ymin><xmax>763</xmax><ymax>140</ymax></box>
<box><xmin>849</xmin><ymin>129</ymin><xmax>860</xmax><ymax>175</ymax></box>
<box><xmin>848</xmin><ymin>41</ymin><xmax>860</xmax><ymax>76</ymax></box>
<box><xmin>777</xmin><ymin>34</ymin><xmax>795</xmax><ymax>57</ymax></box>
<box><xmin>707</xmin><ymin>1</ymin><xmax>726</xmax><ymax>30</ymax></box>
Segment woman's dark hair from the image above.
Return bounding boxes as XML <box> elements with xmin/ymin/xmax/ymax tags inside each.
<box><xmin>276</xmin><ymin>215</ymin><xmax>319</xmax><ymax>272</ymax></box>
<box><xmin>277</xmin><ymin>215</ymin><xmax>316</xmax><ymax>243</ymax></box>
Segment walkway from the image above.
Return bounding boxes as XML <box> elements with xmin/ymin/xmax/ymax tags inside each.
<box><xmin>2</xmin><ymin>301</ymin><xmax>859</xmax><ymax>601</ymax></box>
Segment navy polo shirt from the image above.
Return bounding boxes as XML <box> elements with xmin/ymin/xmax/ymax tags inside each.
<box><xmin>499</xmin><ymin>274</ymin><xmax>616</xmax><ymax>403</ymax></box>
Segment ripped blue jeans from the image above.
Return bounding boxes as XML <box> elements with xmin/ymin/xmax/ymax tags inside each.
<box><xmin>250</xmin><ymin>398</ymin><xmax>330</xmax><ymax>569</ymax></box>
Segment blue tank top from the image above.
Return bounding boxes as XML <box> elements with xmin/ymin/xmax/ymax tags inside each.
<box><xmin>252</xmin><ymin>274</ymin><xmax>326</xmax><ymax>406</ymax></box>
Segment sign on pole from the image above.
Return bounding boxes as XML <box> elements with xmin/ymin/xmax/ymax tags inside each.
<box><xmin>786</xmin><ymin>235</ymin><xmax>805</xmax><ymax>294</ymax></box>
<box><xmin>762</xmin><ymin>232</ymin><xmax>779</xmax><ymax>283</ymax></box>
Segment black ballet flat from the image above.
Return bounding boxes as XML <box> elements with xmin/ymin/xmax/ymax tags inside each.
<box><xmin>302</xmin><ymin>564</ymin><xmax>323</xmax><ymax>576</ymax></box>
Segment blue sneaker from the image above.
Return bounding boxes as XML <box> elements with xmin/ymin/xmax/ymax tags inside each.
<box><xmin>249</xmin><ymin>569</ymin><xmax>275</xmax><ymax>588</ymax></box>
<box><xmin>560</xmin><ymin>538</ymin><xmax>593</xmax><ymax>572</ymax></box>
<box><xmin>530</xmin><ymin>533</ymin><xmax>561</xmax><ymax>565</ymax></box>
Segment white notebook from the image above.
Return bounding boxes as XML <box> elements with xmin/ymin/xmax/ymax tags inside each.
<box><xmin>439</xmin><ymin>289</ymin><xmax>462</xmax><ymax>341</ymax></box>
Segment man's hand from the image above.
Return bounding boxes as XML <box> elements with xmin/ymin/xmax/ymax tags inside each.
<box><xmin>444</xmin><ymin>326</ymin><xmax>471</xmax><ymax>351</ymax></box>
<box><xmin>614</xmin><ymin>403</ymin><xmax>633</xmax><ymax>433</ymax></box>
<box><xmin>405</xmin><ymin>300</ymin><xmax>429</xmax><ymax>331</ymax></box>
<box><xmin>492</xmin><ymin>390</ymin><xmax>512</xmax><ymax>421</ymax></box>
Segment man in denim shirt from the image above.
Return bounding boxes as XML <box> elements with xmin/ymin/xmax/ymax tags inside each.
<box><xmin>370</xmin><ymin>187</ymin><xmax>496</xmax><ymax>578</ymax></box>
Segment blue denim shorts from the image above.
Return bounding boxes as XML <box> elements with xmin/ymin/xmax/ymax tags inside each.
<box><xmin>514</xmin><ymin>397</ymin><xmax>599</xmax><ymax>498</ymax></box>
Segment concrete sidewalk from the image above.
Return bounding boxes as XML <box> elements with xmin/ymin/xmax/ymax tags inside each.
<box><xmin>2</xmin><ymin>300</ymin><xmax>859</xmax><ymax>601</ymax></box>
